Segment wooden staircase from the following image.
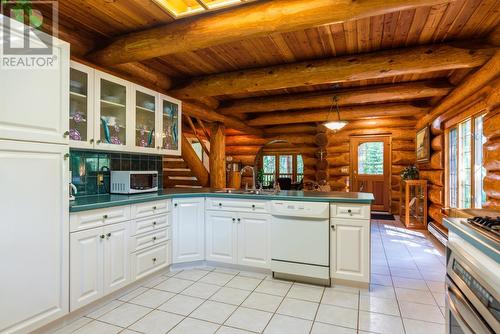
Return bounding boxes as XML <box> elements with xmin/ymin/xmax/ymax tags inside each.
<box><xmin>163</xmin><ymin>156</ymin><xmax>203</xmax><ymax>188</ymax></box>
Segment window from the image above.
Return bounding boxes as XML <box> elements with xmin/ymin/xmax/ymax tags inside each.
<box><xmin>358</xmin><ymin>142</ymin><xmax>384</xmax><ymax>175</ymax></box>
<box><xmin>261</xmin><ymin>153</ymin><xmax>303</xmax><ymax>187</ymax></box>
<box><xmin>447</xmin><ymin>114</ymin><xmax>485</xmax><ymax>208</ymax></box>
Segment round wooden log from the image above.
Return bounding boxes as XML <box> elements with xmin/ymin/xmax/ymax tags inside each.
<box><xmin>429</xmin><ymin>185</ymin><xmax>444</xmax><ymax>206</ymax></box>
<box><xmin>483</xmin><ymin>198</ymin><xmax>500</xmax><ymax>209</ymax></box>
<box><xmin>330</xmin><ymin>167</ymin><xmax>349</xmax><ymax>176</ymax></box>
<box><xmin>230</xmin><ymin>155</ymin><xmax>256</xmax><ymax>166</ymax></box>
<box><xmin>316</xmin><ymin>170</ymin><xmax>328</xmax><ymax>182</ymax></box>
<box><xmin>391</xmin><ymin>165</ymin><xmax>407</xmax><ymax>175</ymax></box>
<box><xmin>226</xmin><ymin>146</ymin><xmax>262</xmax><ymax>156</ymax></box>
<box><xmin>484</xmin><ymin>172</ymin><xmax>500</xmax><ymax>200</ymax></box>
<box><xmin>392</xmin><ymin>140</ymin><xmax>415</xmax><ymax>151</ymax></box>
<box><xmin>327</xmin><ymin>143</ymin><xmax>350</xmax><ymax>154</ymax></box>
<box><xmin>392</xmin><ymin>151</ymin><xmax>415</xmax><ymax>165</ymax></box>
<box><xmin>429</xmin><ymin>151</ymin><xmax>444</xmax><ymax>170</ymax></box>
<box><xmin>420</xmin><ymin>170</ymin><xmax>444</xmax><ymax>186</ymax></box>
<box><xmin>431</xmin><ymin>134</ymin><xmax>443</xmax><ymax>151</ymax></box>
<box><xmin>314</xmin><ymin>132</ymin><xmax>329</xmax><ymax>147</ymax></box>
<box><xmin>429</xmin><ymin>204</ymin><xmax>444</xmax><ymax>223</ymax></box>
<box><xmin>209</xmin><ymin>123</ymin><xmax>226</xmax><ymax>188</ymax></box>
<box><xmin>484</xmin><ymin>109</ymin><xmax>500</xmax><ymax>139</ymax></box>
<box><xmin>327</xmin><ymin>153</ymin><xmax>350</xmax><ymax>167</ymax></box>
<box><xmin>484</xmin><ymin>140</ymin><xmax>500</xmax><ymax>171</ymax></box>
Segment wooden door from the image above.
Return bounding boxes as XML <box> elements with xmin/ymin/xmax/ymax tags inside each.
<box><xmin>172</xmin><ymin>197</ymin><xmax>205</xmax><ymax>263</ymax></box>
<box><xmin>205</xmin><ymin>211</ymin><xmax>237</xmax><ymax>264</ymax></box>
<box><xmin>237</xmin><ymin>212</ymin><xmax>270</xmax><ymax>269</ymax></box>
<box><xmin>103</xmin><ymin>222</ymin><xmax>129</xmax><ymax>294</ymax></box>
<box><xmin>350</xmin><ymin>136</ymin><xmax>391</xmax><ymax>212</ymax></box>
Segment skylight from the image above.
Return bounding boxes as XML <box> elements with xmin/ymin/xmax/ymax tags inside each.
<box><xmin>154</xmin><ymin>0</ymin><xmax>256</xmax><ymax>18</ymax></box>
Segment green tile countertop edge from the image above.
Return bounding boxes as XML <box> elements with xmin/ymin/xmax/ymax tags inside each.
<box><xmin>70</xmin><ymin>188</ymin><xmax>374</xmax><ymax>212</ymax></box>
<box><xmin>444</xmin><ymin>217</ymin><xmax>500</xmax><ymax>263</ymax></box>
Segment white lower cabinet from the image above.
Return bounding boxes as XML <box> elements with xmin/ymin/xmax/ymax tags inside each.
<box><xmin>70</xmin><ymin>222</ymin><xmax>129</xmax><ymax>311</ymax></box>
<box><xmin>330</xmin><ymin>218</ymin><xmax>370</xmax><ymax>284</ymax></box>
<box><xmin>131</xmin><ymin>242</ymin><xmax>170</xmax><ymax>281</ymax></box>
<box><xmin>206</xmin><ymin>211</ymin><xmax>270</xmax><ymax>269</ymax></box>
<box><xmin>172</xmin><ymin>198</ymin><xmax>205</xmax><ymax>263</ymax></box>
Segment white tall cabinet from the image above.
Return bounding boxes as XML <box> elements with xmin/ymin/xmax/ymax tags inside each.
<box><xmin>0</xmin><ymin>16</ymin><xmax>70</xmax><ymax>334</ymax></box>
<box><xmin>172</xmin><ymin>197</ymin><xmax>205</xmax><ymax>263</ymax></box>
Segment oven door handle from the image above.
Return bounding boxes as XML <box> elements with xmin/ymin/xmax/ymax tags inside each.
<box><xmin>447</xmin><ymin>279</ymin><xmax>493</xmax><ymax>334</ymax></box>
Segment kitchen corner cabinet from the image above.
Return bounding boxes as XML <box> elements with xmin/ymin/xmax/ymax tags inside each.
<box><xmin>172</xmin><ymin>197</ymin><xmax>205</xmax><ymax>263</ymax></box>
<box><xmin>206</xmin><ymin>210</ymin><xmax>270</xmax><ymax>269</ymax></box>
<box><xmin>70</xmin><ymin>222</ymin><xmax>129</xmax><ymax>311</ymax></box>
<box><xmin>69</xmin><ymin>61</ymin><xmax>95</xmax><ymax>149</ymax></box>
<box><xmin>68</xmin><ymin>62</ymin><xmax>182</xmax><ymax>155</ymax></box>
<box><xmin>330</xmin><ymin>204</ymin><xmax>370</xmax><ymax>285</ymax></box>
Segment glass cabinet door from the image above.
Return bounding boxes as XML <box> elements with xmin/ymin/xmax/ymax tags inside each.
<box><xmin>133</xmin><ymin>87</ymin><xmax>157</xmax><ymax>152</ymax></box>
<box><xmin>159</xmin><ymin>95</ymin><xmax>182</xmax><ymax>155</ymax></box>
<box><xmin>69</xmin><ymin>62</ymin><xmax>93</xmax><ymax>148</ymax></box>
<box><xmin>95</xmin><ymin>73</ymin><xmax>129</xmax><ymax>149</ymax></box>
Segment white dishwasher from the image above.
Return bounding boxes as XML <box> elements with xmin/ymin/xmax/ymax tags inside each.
<box><xmin>270</xmin><ymin>200</ymin><xmax>330</xmax><ymax>281</ymax></box>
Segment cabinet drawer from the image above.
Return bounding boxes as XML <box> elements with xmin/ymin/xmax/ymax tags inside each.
<box><xmin>130</xmin><ymin>228</ymin><xmax>170</xmax><ymax>252</ymax></box>
<box><xmin>206</xmin><ymin>197</ymin><xmax>269</xmax><ymax>213</ymax></box>
<box><xmin>130</xmin><ymin>214</ymin><xmax>170</xmax><ymax>236</ymax></box>
<box><xmin>131</xmin><ymin>242</ymin><xmax>170</xmax><ymax>281</ymax></box>
<box><xmin>131</xmin><ymin>200</ymin><xmax>171</xmax><ymax>219</ymax></box>
<box><xmin>70</xmin><ymin>206</ymin><xmax>131</xmax><ymax>232</ymax></box>
<box><xmin>330</xmin><ymin>203</ymin><xmax>370</xmax><ymax>220</ymax></box>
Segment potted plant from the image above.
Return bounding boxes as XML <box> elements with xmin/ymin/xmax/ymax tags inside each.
<box><xmin>401</xmin><ymin>165</ymin><xmax>419</xmax><ymax>180</ymax></box>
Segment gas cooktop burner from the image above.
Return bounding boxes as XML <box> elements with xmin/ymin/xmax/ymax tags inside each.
<box><xmin>466</xmin><ymin>216</ymin><xmax>500</xmax><ymax>240</ymax></box>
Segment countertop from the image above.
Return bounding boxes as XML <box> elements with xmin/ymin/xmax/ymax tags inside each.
<box><xmin>444</xmin><ymin>217</ymin><xmax>499</xmax><ymax>263</ymax></box>
<box><xmin>70</xmin><ymin>188</ymin><xmax>374</xmax><ymax>212</ymax></box>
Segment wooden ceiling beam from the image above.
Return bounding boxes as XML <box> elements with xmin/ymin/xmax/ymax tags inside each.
<box><xmin>88</xmin><ymin>0</ymin><xmax>450</xmax><ymax>66</ymax></box>
<box><xmin>170</xmin><ymin>43</ymin><xmax>494</xmax><ymax>99</ymax></box>
<box><xmin>182</xmin><ymin>101</ymin><xmax>263</xmax><ymax>136</ymax></box>
<box><xmin>247</xmin><ymin>103</ymin><xmax>428</xmax><ymax>126</ymax></box>
<box><xmin>218</xmin><ymin>80</ymin><xmax>452</xmax><ymax>115</ymax></box>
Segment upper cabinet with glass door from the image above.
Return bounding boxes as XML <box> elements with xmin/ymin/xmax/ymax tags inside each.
<box><xmin>132</xmin><ymin>85</ymin><xmax>159</xmax><ymax>153</ymax></box>
<box><xmin>69</xmin><ymin>62</ymin><xmax>94</xmax><ymax>148</ymax></box>
<box><xmin>94</xmin><ymin>72</ymin><xmax>131</xmax><ymax>151</ymax></box>
<box><xmin>158</xmin><ymin>94</ymin><xmax>182</xmax><ymax>156</ymax></box>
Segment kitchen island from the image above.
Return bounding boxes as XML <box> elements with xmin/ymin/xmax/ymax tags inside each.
<box><xmin>68</xmin><ymin>189</ymin><xmax>373</xmax><ymax>312</ymax></box>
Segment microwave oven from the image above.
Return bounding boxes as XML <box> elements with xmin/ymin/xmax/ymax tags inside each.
<box><xmin>110</xmin><ymin>171</ymin><xmax>158</xmax><ymax>194</ymax></box>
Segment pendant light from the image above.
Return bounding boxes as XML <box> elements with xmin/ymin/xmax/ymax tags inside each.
<box><xmin>323</xmin><ymin>96</ymin><xmax>348</xmax><ymax>131</ymax></box>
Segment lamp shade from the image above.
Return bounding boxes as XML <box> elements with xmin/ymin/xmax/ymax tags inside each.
<box><xmin>323</xmin><ymin>120</ymin><xmax>348</xmax><ymax>131</ymax></box>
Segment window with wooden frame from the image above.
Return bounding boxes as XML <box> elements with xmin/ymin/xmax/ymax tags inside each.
<box><xmin>446</xmin><ymin>113</ymin><xmax>486</xmax><ymax>209</ymax></box>
<box><xmin>261</xmin><ymin>153</ymin><xmax>303</xmax><ymax>187</ymax></box>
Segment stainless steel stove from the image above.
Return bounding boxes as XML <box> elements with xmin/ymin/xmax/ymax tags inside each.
<box><xmin>444</xmin><ymin>215</ymin><xmax>500</xmax><ymax>334</ymax></box>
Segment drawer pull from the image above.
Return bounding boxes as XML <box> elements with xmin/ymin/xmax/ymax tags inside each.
<box><xmin>152</xmin><ymin>257</ymin><xmax>157</xmax><ymax>263</ymax></box>
<box><xmin>152</xmin><ymin>236</ymin><xmax>157</xmax><ymax>241</ymax></box>
<box><xmin>331</xmin><ymin>225</ymin><xmax>335</xmax><ymax>230</ymax></box>
<box><xmin>174</xmin><ymin>203</ymin><xmax>178</xmax><ymax>207</ymax></box>
<box><xmin>103</xmin><ymin>214</ymin><xmax>108</xmax><ymax>219</ymax></box>
<box><xmin>152</xmin><ymin>221</ymin><xmax>157</xmax><ymax>226</ymax></box>
<box><xmin>347</xmin><ymin>209</ymin><xmax>352</xmax><ymax>213</ymax></box>
<box><xmin>63</xmin><ymin>131</ymin><xmax>70</xmax><ymax>138</ymax></box>
<box><xmin>252</xmin><ymin>204</ymin><xmax>255</xmax><ymax>208</ymax></box>
<box><xmin>153</xmin><ymin>206</ymin><xmax>157</xmax><ymax>210</ymax></box>
<box><xmin>232</xmin><ymin>218</ymin><xmax>236</xmax><ymax>222</ymax></box>
<box><xmin>218</xmin><ymin>203</ymin><xmax>222</xmax><ymax>207</ymax></box>
<box><xmin>237</xmin><ymin>218</ymin><xmax>241</xmax><ymax>223</ymax></box>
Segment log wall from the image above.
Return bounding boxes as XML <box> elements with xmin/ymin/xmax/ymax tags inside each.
<box><xmin>484</xmin><ymin>106</ymin><xmax>500</xmax><ymax>209</ymax></box>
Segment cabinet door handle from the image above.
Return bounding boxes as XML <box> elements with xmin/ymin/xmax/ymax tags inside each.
<box><xmin>237</xmin><ymin>218</ymin><xmax>241</xmax><ymax>223</ymax></box>
<box><xmin>174</xmin><ymin>203</ymin><xmax>178</xmax><ymax>207</ymax></box>
<box><xmin>153</xmin><ymin>206</ymin><xmax>157</xmax><ymax>210</ymax></box>
<box><xmin>152</xmin><ymin>236</ymin><xmax>157</xmax><ymax>241</ymax></box>
<box><xmin>232</xmin><ymin>218</ymin><xmax>236</xmax><ymax>222</ymax></box>
<box><xmin>103</xmin><ymin>214</ymin><xmax>108</xmax><ymax>219</ymax></box>
<box><xmin>63</xmin><ymin>131</ymin><xmax>70</xmax><ymax>138</ymax></box>
<box><xmin>106</xmin><ymin>233</ymin><xmax>111</xmax><ymax>238</ymax></box>
<box><xmin>100</xmin><ymin>234</ymin><xmax>105</xmax><ymax>239</ymax></box>
<box><xmin>89</xmin><ymin>138</ymin><xmax>94</xmax><ymax>144</ymax></box>
<box><xmin>152</xmin><ymin>221</ymin><xmax>157</xmax><ymax>226</ymax></box>
<box><xmin>152</xmin><ymin>257</ymin><xmax>157</xmax><ymax>262</ymax></box>
<box><xmin>331</xmin><ymin>225</ymin><xmax>335</xmax><ymax>230</ymax></box>
<box><xmin>64</xmin><ymin>153</ymin><xmax>70</xmax><ymax>160</ymax></box>
<box><xmin>252</xmin><ymin>204</ymin><xmax>255</xmax><ymax>209</ymax></box>
<box><xmin>218</xmin><ymin>203</ymin><xmax>222</xmax><ymax>207</ymax></box>
<box><xmin>96</xmin><ymin>139</ymin><xmax>101</xmax><ymax>144</ymax></box>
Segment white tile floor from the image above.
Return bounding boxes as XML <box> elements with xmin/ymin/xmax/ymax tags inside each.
<box><xmin>55</xmin><ymin>218</ymin><xmax>447</xmax><ymax>334</ymax></box>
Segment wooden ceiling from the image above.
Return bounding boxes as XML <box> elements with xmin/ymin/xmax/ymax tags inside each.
<box><xmin>39</xmin><ymin>0</ymin><xmax>500</xmax><ymax>134</ymax></box>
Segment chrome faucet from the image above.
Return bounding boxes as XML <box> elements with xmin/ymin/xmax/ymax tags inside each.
<box><xmin>240</xmin><ymin>165</ymin><xmax>256</xmax><ymax>190</ymax></box>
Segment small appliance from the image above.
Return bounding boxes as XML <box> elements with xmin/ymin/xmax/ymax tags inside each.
<box><xmin>110</xmin><ymin>171</ymin><xmax>158</xmax><ymax>194</ymax></box>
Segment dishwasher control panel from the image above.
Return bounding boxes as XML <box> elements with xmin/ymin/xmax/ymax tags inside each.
<box><xmin>270</xmin><ymin>201</ymin><xmax>329</xmax><ymax>219</ymax></box>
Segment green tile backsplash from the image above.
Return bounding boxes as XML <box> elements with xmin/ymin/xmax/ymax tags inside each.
<box><xmin>70</xmin><ymin>150</ymin><xmax>163</xmax><ymax>197</ymax></box>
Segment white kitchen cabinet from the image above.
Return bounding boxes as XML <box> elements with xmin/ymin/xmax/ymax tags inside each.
<box><xmin>206</xmin><ymin>211</ymin><xmax>237</xmax><ymax>264</ymax></box>
<box><xmin>70</xmin><ymin>228</ymin><xmax>104</xmax><ymax>311</ymax></box>
<box><xmin>330</xmin><ymin>218</ymin><xmax>370</xmax><ymax>285</ymax></box>
<box><xmin>70</xmin><ymin>223</ymin><xmax>130</xmax><ymax>311</ymax></box>
<box><xmin>237</xmin><ymin>212</ymin><xmax>270</xmax><ymax>269</ymax></box>
<box><xmin>0</xmin><ymin>19</ymin><xmax>69</xmax><ymax>145</ymax></box>
<box><xmin>131</xmin><ymin>242</ymin><xmax>170</xmax><ymax>281</ymax></box>
<box><xmin>94</xmin><ymin>71</ymin><xmax>132</xmax><ymax>151</ymax></box>
<box><xmin>132</xmin><ymin>85</ymin><xmax>159</xmax><ymax>153</ymax></box>
<box><xmin>0</xmin><ymin>140</ymin><xmax>69</xmax><ymax>334</ymax></box>
<box><xmin>172</xmin><ymin>197</ymin><xmax>205</xmax><ymax>263</ymax></box>
<box><xmin>158</xmin><ymin>94</ymin><xmax>182</xmax><ymax>156</ymax></box>
<box><xmin>69</xmin><ymin>61</ymin><xmax>95</xmax><ymax>148</ymax></box>
<box><xmin>103</xmin><ymin>223</ymin><xmax>130</xmax><ymax>294</ymax></box>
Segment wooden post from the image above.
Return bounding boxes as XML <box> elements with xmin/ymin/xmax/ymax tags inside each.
<box><xmin>210</xmin><ymin>123</ymin><xmax>226</xmax><ymax>189</ymax></box>
<box><xmin>181</xmin><ymin>134</ymin><xmax>210</xmax><ymax>187</ymax></box>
